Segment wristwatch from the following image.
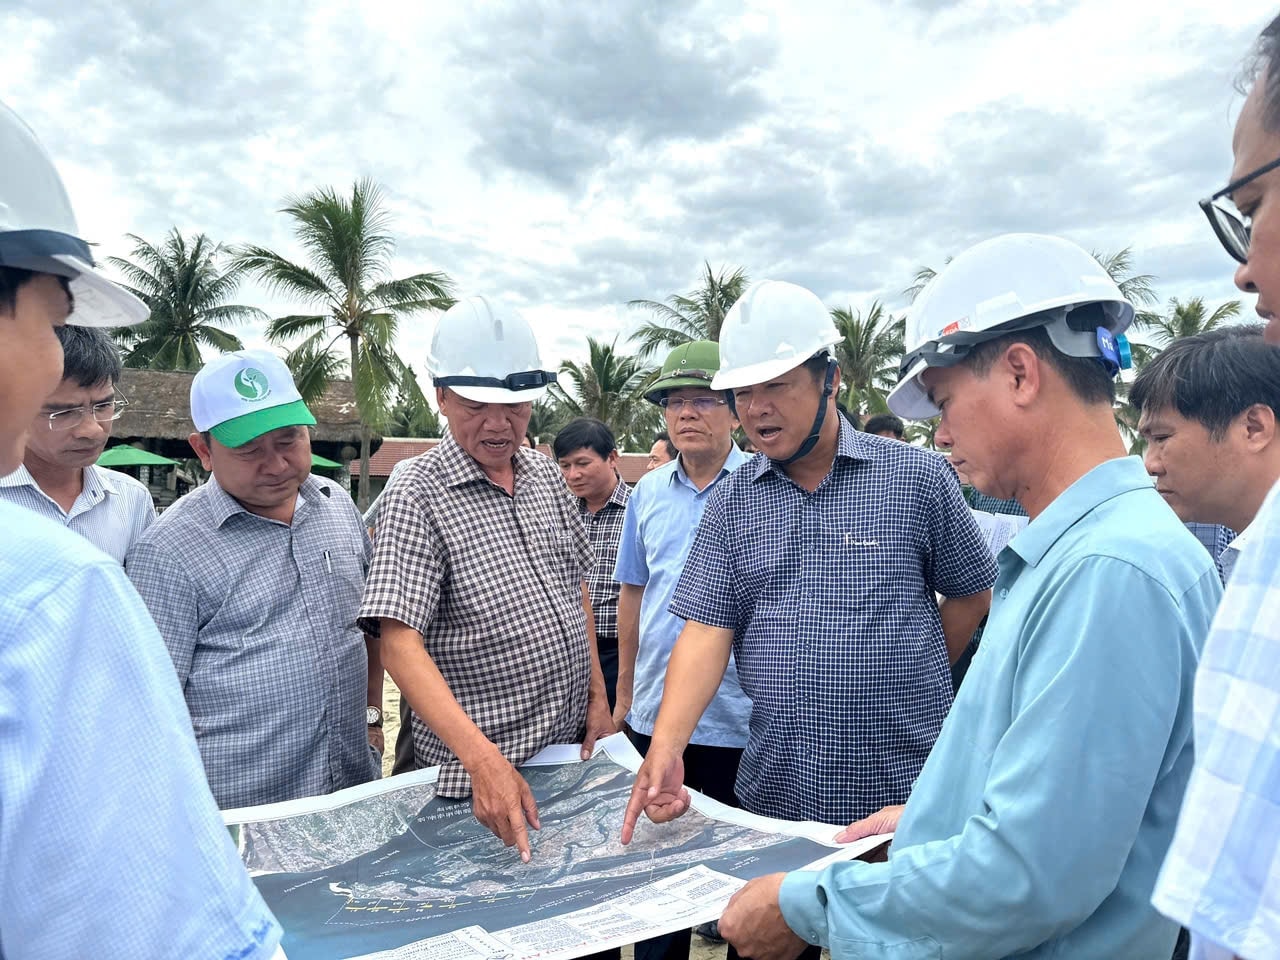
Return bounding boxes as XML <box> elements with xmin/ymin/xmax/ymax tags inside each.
<box><xmin>366</xmin><ymin>706</ymin><xmax>383</xmax><ymax>728</ymax></box>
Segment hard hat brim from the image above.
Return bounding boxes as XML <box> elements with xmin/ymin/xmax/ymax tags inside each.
<box><xmin>448</xmin><ymin>383</ymin><xmax>550</xmax><ymax>405</ymax></box>
<box><xmin>53</xmin><ymin>254</ymin><xmax>149</xmax><ymax>328</ymax></box>
<box><xmin>887</xmin><ymin>358</ymin><xmax>940</xmax><ymax>420</ymax></box>
<box><xmin>711</xmin><ymin>353</ymin><xmax>816</xmax><ymax>391</ymax></box>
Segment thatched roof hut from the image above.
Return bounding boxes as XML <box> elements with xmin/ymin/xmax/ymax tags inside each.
<box><xmin>114</xmin><ymin>369</ymin><xmax>373</xmax><ymax>464</ymax></box>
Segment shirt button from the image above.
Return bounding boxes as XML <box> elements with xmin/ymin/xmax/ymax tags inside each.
<box><xmin>999</xmin><ymin>588</ymin><xmax>1009</xmax><ymax>599</ymax></box>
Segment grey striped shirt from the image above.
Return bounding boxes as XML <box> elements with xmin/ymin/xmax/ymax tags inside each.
<box><xmin>126</xmin><ymin>474</ymin><xmax>379</xmax><ymax>809</ymax></box>
<box><xmin>0</xmin><ymin>464</ymin><xmax>155</xmax><ymax>563</ymax></box>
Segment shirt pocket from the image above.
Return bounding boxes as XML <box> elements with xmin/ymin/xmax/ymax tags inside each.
<box><xmin>530</xmin><ymin>526</ymin><xmax>582</xmax><ymax>588</ymax></box>
<box><xmin>320</xmin><ymin>545</ymin><xmax>366</xmax><ymax>634</ymax></box>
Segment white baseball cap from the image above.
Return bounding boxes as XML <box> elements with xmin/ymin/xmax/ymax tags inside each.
<box><xmin>191</xmin><ymin>349</ymin><xmax>316</xmax><ymax>448</ymax></box>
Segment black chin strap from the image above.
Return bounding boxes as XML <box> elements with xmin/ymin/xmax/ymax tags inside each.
<box><xmin>725</xmin><ymin>356</ymin><xmax>839</xmax><ymax>466</ymax></box>
<box><xmin>773</xmin><ymin>356</ymin><xmax>838</xmax><ymax>466</ymax></box>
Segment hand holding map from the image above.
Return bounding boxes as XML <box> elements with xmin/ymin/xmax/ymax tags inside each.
<box><xmin>621</xmin><ymin>743</ymin><xmax>691</xmax><ymax>844</ymax></box>
<box><xmin>468</xmin><ymin>747</ymin><xmax>541</xmax><ymax>862</ymax></box>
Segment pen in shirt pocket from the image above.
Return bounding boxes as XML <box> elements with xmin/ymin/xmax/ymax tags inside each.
<box><xmin>324</xmin><ymin>549</ymin><xmax>332</xmax><ymax>573</ymax></box>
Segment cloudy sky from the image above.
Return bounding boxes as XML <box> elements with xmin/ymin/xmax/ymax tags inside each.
<box><xmin>3</xmin><ymin>0</ymin><xmax>1272</xmax><ymax>387</ymax></box>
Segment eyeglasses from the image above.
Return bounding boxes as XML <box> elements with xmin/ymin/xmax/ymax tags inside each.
<box><xmin>46</xmin><ymin>396</ymin><xmax>129</xmax><ymax>431</ymax></box>
<box><xmin>1199</xmin><ymin>154</ymin><xmax>1280</xmax><ymax>265</ymax></box>
<box><xmin>658</xmin><ymin>396</ymin><xmax>728</xmax><ymax>412</ymax></box>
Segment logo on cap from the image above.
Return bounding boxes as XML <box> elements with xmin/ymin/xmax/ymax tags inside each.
<box><xmin>234</xmin><ymin>368</ymin><xmax>272</xmax><ymax>402</ymax></box>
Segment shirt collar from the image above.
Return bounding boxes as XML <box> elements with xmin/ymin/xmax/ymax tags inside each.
<box><xmin>1008</xmin><ymin>456</ymin><xmax>1154</xmax><ymax>568</ymax></box>
<box><xmin>205</xmin><ymin>473</ymin><xmax>323</xmax><ymax>528</ymax></box>
<box><xmin>438</xmin><ymin>429</ymin><xmax>531</xmax><ymax>490</ymax></box>
<box><xmin>749</xmin><ymin>414</ymin><xmax>874</xmax><ymax>483</ymax></box>
<box><xmin>579</xmin><ymin>474</ymin><xmax>629</xmax><ymax>513</ymax></box>
<box><xmin>0</xmin><ymin>462</ymin><xmax>116</xmax><ymax>497</ymax></box>
<box><xmin>672</xmin><ymin>442</ymin><xmax>750</xmax><ymax>489</ymax></box>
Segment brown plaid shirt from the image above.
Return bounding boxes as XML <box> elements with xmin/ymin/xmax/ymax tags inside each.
<box><xmin>358</xmin><ymin>432</ymin><xmax>595</xmax><ymax>796</ymax></box>
<box><xmin>578</xmin><ymin>476</ymin><xmax>630</xmax><ymax>641</ymax></box>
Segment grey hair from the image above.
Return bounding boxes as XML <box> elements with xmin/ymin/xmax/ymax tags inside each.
<box><xmin>1243</xmin><ymin>14</ymin><xmax>1280</xmax><ymax>132</ymax></box>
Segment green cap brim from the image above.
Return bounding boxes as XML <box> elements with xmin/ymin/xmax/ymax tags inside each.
<box><xmin>644</xmin><ymin>374</ymin><xmax>719</xmax><ymax>405</ymax></box>
<box><xmin>209</xmin><ymin>399</ymin><xmax>317</xmax><ymax>448</ymax></box>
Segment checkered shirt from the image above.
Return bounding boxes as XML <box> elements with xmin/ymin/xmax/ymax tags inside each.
<box><xmin>578</xmin><ymin>476</ymin><xmax>630</xmax><ymax>640</ymax></box>
<box><xmin>670</xmin><ymin>419</ymin><xmax>998</xmax><ymax>823</ymax></box>
<box><xmin>126</xmin><ymin>474</ymin><xmax>379</xmax><ymax>809</ymax></box>
<box><xmin>357</xmin><ymin>432</ymin><xmax>595</xmax><ymax>797</ymax></box>
<box><xmin>1153</xmin><ymin>479</ymin><xmax>1280</xmax><ymax>960</ymax></box>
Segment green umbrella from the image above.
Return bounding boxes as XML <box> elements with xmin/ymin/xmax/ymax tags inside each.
<box><xmin>97</xmin><ymin>446</ymin><xmax>179</xmax><ymax>467</ymax></box>
<box><xmin>310</xmin><ymin>453</ymin><xmax>344</xmax><ymax>469</ymax></box>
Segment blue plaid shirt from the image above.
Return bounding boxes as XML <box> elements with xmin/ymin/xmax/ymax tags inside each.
<box><xmin>670</xmin><ymin>420</ymin><xmax>998</xmax><ymax>823</ymax></box>
<box><xmin>1154</xmin><ymin>479</ymin><xmax>1280</xmax><ymax>960</ymax></box>
<box><xmin>0</xmin><ymin>502</ymin><xmax>280</xmax><ymax>959</ymax></box>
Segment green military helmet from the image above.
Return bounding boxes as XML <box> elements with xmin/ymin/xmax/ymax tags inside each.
<box><xmin>644</xmin><ymin>340</ymin><xmax>722</xmax><ymax>405</ymax></box>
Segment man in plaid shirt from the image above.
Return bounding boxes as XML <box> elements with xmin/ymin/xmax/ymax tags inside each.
<box><xmin>359</xmin><ymin>297</ymin><xmax>614</xmax><ymax>863</ymax></box>
<box><xmin>554</xmin><ymin>417</ymin><xmax>630</xmax><ymax>712</ymax></box>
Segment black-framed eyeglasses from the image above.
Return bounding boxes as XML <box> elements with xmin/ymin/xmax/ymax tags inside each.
<box><xmin>46</xmin><ymin>395</ymin><xmax>129</xmax><ymax>431</ymax></box>
<box><xmin>658</xmin><ymin>396</ymin><xmax>727</xmax><ymax>412</ymax></box>
<box><xmin>1200</xmin><ymin>154</ymin><xmax>1280</xmax><ymax>265</ymax></box>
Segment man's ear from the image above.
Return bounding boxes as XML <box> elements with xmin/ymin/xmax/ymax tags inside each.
<box><xmin>188</xmin><ymin>431</ymin><xmax>214</xmax><ymax>471</ymax></box>
<box><xmin>1240</xmin><ymin>402</ymin><xmax>1278</xmax><ymax>452</ymax></box>
<box><xmin>1002</xmin><ymin>342</ymin><xmax>1042</xmax><ymax>408</ymax></box>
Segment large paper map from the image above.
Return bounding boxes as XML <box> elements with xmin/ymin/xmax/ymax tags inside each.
<box><xmin>225</xmin><ymin>735</ymin><xmax>887</xmax><ymax>960</ymax></box>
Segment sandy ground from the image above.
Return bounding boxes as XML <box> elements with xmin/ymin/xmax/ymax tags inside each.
<box><xmin>381</xmin><ymin>680</ymin><xmax>732</xmax><ymax>960</ymax></box>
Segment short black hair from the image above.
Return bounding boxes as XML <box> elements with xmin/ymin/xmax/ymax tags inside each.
<box><xmin>655</xmin><ymin>430</ymin><xmax>677</xmax><ymax>459</ymax></box>
<box><xmin>802</xmin><ymin>351</ymin><xmax>836</xmax><ymax>382</ymax></box>
<box><xmin>1245</xmin><ymin>14</ymin><xmax>1280</xmax><ymax>131</ymax></box>
<box><xmin>0</xmin><ymin>267</ymin><xmax>76</xmax><ymax>317</ymax></box>
<box><xmin>962</xmin><ymin>326</ymin><xmax>1117</xmax><ymax>407</ymax></box>
<box><xmin>0</xmin><ymin>266</ymin><xmax>40</xmax><ymax>315</ymax></box>
<box><xmin>1130</xmin><ymin>325</ymin><xmax>1280</xmax><ymax>439</ymax></box>
<box><xmin>864</xmin><ymin>413</ymin><xmax>905</xmax><ymax>438</ymax></box>
<box><xmin>837</xmin><ymin>404</ymin><xmax>861</xmax><ymax>430</ymax></box>
<box><xmin>55</xmin><ymin>324</ymin><xmax>122</xmax><ymax>388</ymax></box>
<box><xmin>553</xmin><ymin>417</ymin><xmax>616</xmax><ymax>460</ymax></box>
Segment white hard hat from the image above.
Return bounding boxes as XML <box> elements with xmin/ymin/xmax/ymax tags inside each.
<box><xmin>711</xmin><ymin>280</ymin><xmax>841</xmax><ymax>390</ymax></box>
<box><xmin>426</xmin><ymin>296</ymin><xmax>556</xmax><ymax>404</ymax></box>
<box><xmin>0</xmin><ymin>102</ymin><xmax>147</xmax><ymax>328</ymax></box>
<box><xmin>887</xmin><ymin>233</ymin><xmax>1135</xmax><ymax>420</ymax></box>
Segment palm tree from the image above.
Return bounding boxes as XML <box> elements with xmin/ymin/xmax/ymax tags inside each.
<box><xmin>627</xmin><ymin>263</ymin><xmax>749</xmax><ymax>357</ymax></box>
<box><xmin>108</xmin><ymin>229</ymin><xmax>264</xmax><ymax>370</ymax></box>
<box><xmin>385</xmin><ymin>389</ymin><xmax>442</xmax><ymax>438</ymax></box>
<box><xmin>527</xmin><ymin>399</ymin><xmax>564</xmax><ymax>447</ymax></box>
<box><xmin>231</xmin><ymin>178</ymin><xmax>455</xmax><ymax>508</ymax></box>
<box><xmin>831</xmin><ymin>302</ymin><xmax>905</xmax><ymax>415</ymax></box>
<box><xmin>1132</xmin><ymin>296</ymin><xmax>1242</xmax><ymax>357</ymax></box>
<box><xmin>550</xmin><ymin>337</ymin><xmax>659</xmax><ymax>449</ymax></box>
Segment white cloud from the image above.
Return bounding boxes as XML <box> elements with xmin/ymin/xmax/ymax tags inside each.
<box><xmin>3</xmin><ymin>0</ymin><xmax>1271</xmax><ymax>387</ymax></box>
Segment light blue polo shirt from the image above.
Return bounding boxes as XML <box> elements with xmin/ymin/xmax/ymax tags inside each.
<box><xmin>779</xmin><ymin>456</ymin><xmax>1221</xmax><ymax>959</ymax></box>
<box><xmin>0</xmin><ymin>501</ymin><xmax>280</xmax><ymax>959</ymax></box>
<box><xmin>614</xmin><ymin>445</ymin><xmax>753</xmax><ymax>747</ymax></box>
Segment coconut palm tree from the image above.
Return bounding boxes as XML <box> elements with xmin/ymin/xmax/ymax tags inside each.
<box><xmin>830</xmin><ymin>302</ymin><xmax>905</xmax><ymax>415</ymax></box>
<box><xmin>550</xmin><ymin>336</ymin><xmax>659</xmax><ymax>449</ymax></box>
<box><xmin>108</xmin><ymin>229</ymin><xmax>264</xmax><ymax>370</ymax></box>
<box><xmin>230</xmin><ymin>178</ymin><xmax>455</xmax><ymax>508</ymax></box>
<box><xmin>1131</xmin><ymin>296</ymin><xmax>1242</xmax><ymax>358</ymax></box>
<box><xmin>627</xmin><ymin>263</ymin><xmax>749</xmax><ymax>357</ymax></box>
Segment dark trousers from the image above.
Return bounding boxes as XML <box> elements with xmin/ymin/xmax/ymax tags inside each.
<box><xmin>626</xmin><ymin>728</ymin><xmax>746</xmax><ymax>960</ymax></box>
<box><xmin>391</xmin><ymin>694</ymin><xmax>416</xmax><ymax>776</ymax></box>
<box><xmin>598</xmin><ymin>635</ymin><xmax>619</xmax><ymax>712</ymax></box>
